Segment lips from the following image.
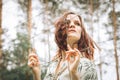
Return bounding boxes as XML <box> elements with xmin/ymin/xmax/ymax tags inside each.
<box><xmin>68</xmin><ymin>29</ymin><xmax>76</xmax><ymax>33</ymax></box>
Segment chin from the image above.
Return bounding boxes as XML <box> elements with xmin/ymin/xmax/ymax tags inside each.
<box><xmin>67</xmin><ymin>34</ymin><xmax>80</xmax><ymax>42</ymax></box>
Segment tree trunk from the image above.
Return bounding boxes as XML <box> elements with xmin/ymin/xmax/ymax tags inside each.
<box><xmin>0</xmin><ymin>1</ymin><xmax>3</xmax><ymax>80</ymax></box>
<box><xmin>0</xmin><ymin>0</ymin><xmax>2</xmax><ymax>59</ymax></box>
<box><xmin>112</xmin><ymin>0</ymin><xmax>119</xmax><ymax>80</ymax></box>
<box><xmin>44</xmin><ymin>0</ymin><xmax>51</xmax><ymax>62</ymax></box>
<box><xmin>96</xmin><ymin>1</ymin><xmax>103</xmax><ymax>79</ymax></box>
<box><xmin>89</xmin><ymin>0</ymin><xmax>94</xmax><ymax>37</ymax></box>
<box><xmin>27</xmin><ymin>0</ymin><xmax>32</xmax><ymax>49</ymax></box>
<box><xmin>96</xmin><ymin>13</ymin><xmax>103</xmax><ymax>80</ymax></box>
<box><xmin>27</xmin><ymin>0</ymin><xmax>32</xmax><ymax>80</ymax></box>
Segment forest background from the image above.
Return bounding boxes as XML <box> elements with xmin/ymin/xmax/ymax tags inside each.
<box><xmin>0</xmin><ymin>0</ymin><xmax>120</xmax><ymax>80</ymax></box>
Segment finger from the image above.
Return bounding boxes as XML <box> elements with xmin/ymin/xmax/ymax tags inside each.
<box><xmin>66</xmin><ymin>50</ymin><xmax>75</xmax><ymax>54</ymax></box>
<box><xmin>29</xmin><ymin>55</ymin><xmax>40</xmax><ymax>63</ymax></box>
<box><xmin>74</xmin><ymin>48</ymin><xmax>80</xmax><ymax>53</ymax></box>
<box><xmin>74</xmin><ymin>48</ymin><xmax>82</xmax><ymax>57</ymax></box>
<box><xmin>67</xmin><ymin>44</ymin><xmax>72</xmax><ymax>51</ymax></box>
<box><xmin>32</xmin><ymin>60</ymin><xmax>40</xmax><ymax>67</ymax></box>
<box><xmin>28</xmin><ymin>60</ymin><xmax>34</xmax><ymax>67</ymax></box>
<box><xmin>28</xmin><ymin>58</ymin><xmax>40</xmax><ymax>67</ymax></box>
<box><xmin>73</xmin><ymin>48</ymin><xmax>80</xmax><ymax>56</ymax></box>
<box><xmin>28</xmin><ymin>54</ymin><xmax>38</xmax><ymax>58</ymax></box>
<box><xmin>65</xmin><ymin>53</ymin><xmax>70</xmax><ymax>61</ymax></box>
<box><xmin>29</xmin><ymin>57</ymin><xmax>38</xmax><ymax>62</ymax></box>
<box><xmin>66</xmin><ymin>49</ymin><xmax>78</xmax><ymax>57</ymax></box>
<box><xmin>36</xmin><ymin>61</ymin><xmax>40</xmax><ymax>66</ymax></box>
<box><xmin>65</xmin><ymin>51</ymin><xmax>75</xmax><ymax>60</ymax></box>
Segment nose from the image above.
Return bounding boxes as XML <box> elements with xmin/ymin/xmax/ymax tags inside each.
<box><xmin>69</xmin><ymin>22</ymin><xmax>75</xmax><ymax>28</ymax></box>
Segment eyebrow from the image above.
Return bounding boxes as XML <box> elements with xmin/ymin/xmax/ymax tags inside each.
<box><xmin>74</xmin><ymin>20</ymin><xmax>80</xmax><ymax>22</ymax></box>
<box><xmin>67</xmin><ymin>19</ymin><xmax>81</xmax><ymax>24</ymax></box>
<box><xmin>75</xmin><ymin>20</ymin><xmax>81</xmax><ymax>23</ymax></box>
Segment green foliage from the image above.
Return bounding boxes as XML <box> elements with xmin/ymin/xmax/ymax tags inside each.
<box><xmin>17</xmin><ymin>0</ymin><xmax>28</xmax><ymax>12</ymax></box>
<box><xmin>73</xmin><ymin>0</ymin><xmax>100</xmax><ymax>12</ymax></box>
<box><xmin>0</xmin><ymin>25</ymin><xmax>48</xmax><ymax>80</ymax></box>
<box><xmin>0</xmin><ymin>65</ymin><xmax>33</xmax><ymax>80</ymax></box>
<box><xmin>108</xmin><ymin>11</ymin><xmax>120</xmax><ymax>26</ymax></box>
<box><xmin>41</xmin><ymin>67</ymin><xmax>47</xmax><ymax>80</ymax></box>
<box><xmin>0</xmin><ymin>32</ymin><xmax>32</xmax><ymax>80</ymax></box>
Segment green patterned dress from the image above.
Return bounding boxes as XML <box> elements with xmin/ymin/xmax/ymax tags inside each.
<box><xmin>43</xmin><ymin>57</ymin><xmax>98</xmax><ymax>80</ymax></box>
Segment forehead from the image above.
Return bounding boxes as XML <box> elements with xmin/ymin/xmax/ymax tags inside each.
<box><xmin>66</xmin><ymin>14</ymin><xmax>79</xmax><ymax>21</ymax></box>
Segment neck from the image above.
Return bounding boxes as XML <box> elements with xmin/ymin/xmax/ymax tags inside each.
<box><xmin>62</xmin><ymin>43</ymin><xmax>78</xmax><ymax>59</ymax></box>
<box><xmin>67</xmin><ymin>37</ymin><xmax>79</xmax><ymax>49</ymax></box>
<box><xmin>60</xmin><ymin>42</ymin><xmax>78</xmax><ymax>61</ymax></box>
<box><xmin>68</xmin><ymin>42</ymin><xmax>78</xmax><ymax>49</ymax></box>
<box><xmin>67</xmin><ymin>38</ymin><xmax>78</xmax><ymax>49</ymax></box>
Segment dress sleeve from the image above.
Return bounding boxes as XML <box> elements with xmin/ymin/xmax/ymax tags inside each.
<box><xmin>77</xmin><ymin>58</ymin><xmax>98</xmax><ymax>80</ymax></box>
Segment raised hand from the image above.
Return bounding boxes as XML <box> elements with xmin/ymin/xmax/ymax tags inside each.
<box><xmin>65</xmin><ymin>44</ymin><xmax>82</xmax><ymax>73</ymax></box>
<box><xmin>28</xmin><ymin>48</ymin><xmax>40</xmax><ymax>73</ymax></box>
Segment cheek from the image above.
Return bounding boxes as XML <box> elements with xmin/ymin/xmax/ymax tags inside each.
<box><xmin>77</xmin><ymin>27</ymin><xmax>82</xmax><ymax>36</ymax></box>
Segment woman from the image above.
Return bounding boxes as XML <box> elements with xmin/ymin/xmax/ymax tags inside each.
<box><xmin>28</xmin><ymin>12</ymin><xmax>98</xmax><ymax>80</ymax></box>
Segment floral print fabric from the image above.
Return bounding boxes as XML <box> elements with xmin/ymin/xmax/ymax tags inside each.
<box><xmin>43</xmin><ymin>58</ymin><xmax>98</xmax><ymax>80</ymax></box>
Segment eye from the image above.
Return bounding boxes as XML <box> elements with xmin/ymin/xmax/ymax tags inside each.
<box><xmin>74</xmin><ymin>20</ymin><xmax>81</xmax><ymax>26</ymax></box>
<box><xmin>75</xmin><ymin>22</ymin><xmax>80</xmax><ymax>26</ymax></box>
<box><xmin>65</xmin><ymin>20</ymin><xmax>70</xmax><ymax>24</ymax></box>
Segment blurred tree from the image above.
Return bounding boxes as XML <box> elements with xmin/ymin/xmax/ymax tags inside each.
<box><xmin>0</xmin><ymin>0</ymin><xmax>3</xmax><ymax>80</ymax></box>
<box><xmin>0</xmin><ymin>32</ymin><xmax>33</xmax><ymax>80</ymax></box>
<box><xmin>95</xmin><ymin>1</ymin><xmax>103</xmax><ymax>79</ymax></box>
<box><xmin>0</xmin><ymin>0</ymin><xmax>33</xmax><ymax>80</ymax></box>
<box><xmin>27</xmin><ymin>0</ymin><xmax>32</xmax><ymax>48</ymax></box>
<box><xmin>101</xmin><ymin>0</ymin><xmax>120</xmax><ymax>79</ymax></box>
<box><xmin>40</xmin><ymin>0</ymin><xmax>63</xmax><ymax>17</ymax></box>
<box><xmin>112</xmin><ymin>0</ymin><xmax>119</xmax><ymax>79</ymax></box>
<box><xmin>89</xmin><ymin>0</ymin><xmax>94</xmax><ymax>37</ymax></box>
<box><xmin>0</xmin><ymin>0</ymin><xmax>2</xmax><ymax>58</ymax></box>
<box><xmin>72</xmin><ymin>0</ymin><xmax>100</xmax><ymax>35</ymax></box>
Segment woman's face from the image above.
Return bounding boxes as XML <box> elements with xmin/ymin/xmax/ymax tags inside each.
<box><xmin>66</xmin><ymin>14</ymin><xmax>82</xmax><ymax>44</ymax></box>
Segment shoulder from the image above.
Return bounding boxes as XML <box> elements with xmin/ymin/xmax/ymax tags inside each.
<box><xmin>77</xmin><ymin>57</ymin><xmax>98</xmax><ymax>80</ymax></box>
<box><xmin>80</xmin><ymin>57</ymin><xmax>95</xmax><ymax>67</ymax></box>
<box><xmin>78</xmin><ymin>57</ymin><xmax>96</xmax><ymax>72</ymax></box>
